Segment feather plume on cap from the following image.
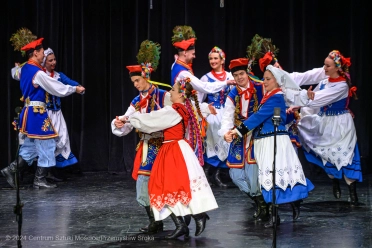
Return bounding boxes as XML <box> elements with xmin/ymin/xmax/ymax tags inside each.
<box><xmin>136</xmin><ymin>40</ymin><xmax>161</xmax><ymax>72</ymax></box>
<box><xmin>10</xmin><ymin>27</ymin><xmax>38</xmax><ymax>57</ymax></box>
<box><xmin>171</xmin><ymin>25</ymin><xmax>197</xmax><ymax>44</ymax></box>
<box><xmin>246</xmin><ymin>34</ymin><xmax>279</xmax><ymax>70</ymax></box>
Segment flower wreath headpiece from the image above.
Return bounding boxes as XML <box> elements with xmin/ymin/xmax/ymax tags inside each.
<box><xmin>328</xmin><ymin>50</ymin><xmax>351</xmax><ymax>71</ymax></box>
<box><xmin>209</xmin><ymin>46</ymin><xmax>226</xmax><ymax>61</ymax></box>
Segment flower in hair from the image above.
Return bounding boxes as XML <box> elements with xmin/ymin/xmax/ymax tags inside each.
<box><xmin>328</xmin><ymin>50</ymin><xmax>342</xmax><ymax>69</ymax></box>
<box><xmin>178</xmin><ymin>77</ymin><xmax>191</xmax><ymax>98</ymax></box>
<box><xmin>328</xmin><ymin>50</ymin><xmax>351</xmax><ymax>70</ymax></box>
<box><xmin>209</xmin><ymin>46</ymin><xmax>226</xmax><ymax>60</ymax></box>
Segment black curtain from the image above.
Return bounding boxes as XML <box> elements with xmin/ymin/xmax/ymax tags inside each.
<box><xmin>2</xmin><ymin>0</ymin><xmax>371</xmax><ymax>173</ymax></box>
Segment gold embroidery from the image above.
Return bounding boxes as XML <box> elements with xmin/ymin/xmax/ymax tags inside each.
<box><xmin>148</xmin><ymin>137</ymin><xmax>163</xmax><ymax>147</ymax></box>
<box><xmin>135</xmin><ymin>102</ymin><xmax>140</xmax><ymax>111</ymax></box>
<box><xmin>233</xmin><ymin>85</ymin><xmax>259</xmax><ymax>126</ymax></box>
<box><xmin>41</xmin><ymin>118</ymin><xmax>53</xmax><ymax>132</ymax></box>
<box><xmin>150</xmin><ymin>94</ymin><xmax>156</xmax><ymax>111</ymax></box>
<box><xmin>45</xmin><ymin>92</ymin><xmax>50</xmax><ymax>104</ymax></box>
<box><xmin>252</xmin><ymin>88</ymin><xmax>259</xmax><ymax>113</ymax></box>
<box><xmin>234</xmin><ymin>95</ymin><xmax>242</xmax><ymax>126</ymax></box>
<box><xmin>33</xmin><ymin>106</ymin><xmax>46</xmax><ymax>114</ymax></box>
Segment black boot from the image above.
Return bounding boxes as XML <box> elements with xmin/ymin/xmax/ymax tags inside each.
<box><xmin>46</xmin><ymin>167</ymin><xmax>64</xmax><ymax>182</ymax></box>
<box><xmin>213</xmin><ymin>168</ymin><xmax>228</xmax><ymax>188</ymax></box>
<box><xmin>264</xmin><ymin>204</ymin><xmax>281</xmax><ymax>228</ymax></box>
<box><xmin>348</xmin><ymin>182</ymin><xmax>360</xmax><ymax>206</ymax></box>
<box><xmin>290</xmin><ymin>200</ymin><xmax>302</xmax><ymax>220</ymax></box>
<box><xmin>256</xmin><ymin>195</ymin><xmax>270</xmax><ymax>221</ymax></box>
<box><xmin>203</xmin><ymin>164</ymin><xmax>212</xmax><ymax>185</ymax></box>
<box><xmin>247</xmin><ymin>194</ymin><xmax>259</xmax><ymax>219</ymax></box>
<box><xmin>332</xmin><ymin>179</ymin><xmax>341</xmax><ymax>199</ymax></box>
<box><xmin>184</xmin><ymin>215</ymin><xmax>191</xmax><ymax>226</ymax></box>
<box><xmin>139</xmin><ymin>206</ymin><xmax>163</xmax><ymax>233</ymax></box>
<box><xmin>33</xmin><ymin>167</ymin><xmax>57</xmax><ymax>189</ymax></box>
<box><xmin>1</xmin><ymin>156</ymin><xmax>26</xmax><ymax>188</ymax></box>
<box><xmin>192</xmin><ymin>212</ymin><xmax>210</xmax><ymax>236</ymax></box>
<box><xmin>165</xmin><ymin>213</ymin><xmax>189</xmax><ymax>239</ymax></box>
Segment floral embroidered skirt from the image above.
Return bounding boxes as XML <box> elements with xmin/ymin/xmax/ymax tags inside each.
<box><xmin>149</xmin><ymin>139</ymin><xmax>218</xmax><ymax>221</ymax></box>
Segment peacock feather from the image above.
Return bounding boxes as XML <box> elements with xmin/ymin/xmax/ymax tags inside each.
<box><xmin>136</xmin><ymin>40</ymin><xmax>161</xmax><ymax>71</ymax></box>
<box><xmin>10</xmin><ymin>28</ymin><xmax>37</xmax><ymax>57</ymax></box>
<box><xmin>246</xmin><ymin>34</ymin><xmax>279</xmax><ymax>65</ymax></box>
<box><xmin>171</xmin><ymin>25</ymin><xmax>197</xmax><ymax>44</ymax></box>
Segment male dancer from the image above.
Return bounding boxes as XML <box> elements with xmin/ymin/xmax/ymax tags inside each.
<box><xmin>218</xmin><ymin>58</ymin><xmax>269</xmax><ymax>221</ymax></box>
<box><xmin>111</xmin><ymin>40</ymin><xmax>169</xmax><ymax>234</ymax></box>
<box><xmin>2</xmin><ymin>35</ymin><xmax>85</xmax><ymax>189</ymax></box>
<box><xmin>170</xmin><ymin>25</ymin><xmax>235</xmax><ymax>93</ymax></box>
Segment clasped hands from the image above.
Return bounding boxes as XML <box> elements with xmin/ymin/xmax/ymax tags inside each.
<box><xmin>76</xmin><ymin>86</ymin><xmax>85</xmax><ymax>94</ymax></box>
<box><xmin>224</xmin><ymin>129</ymin><xmax>238</xmax><ymax>143</ymax></box>
<box><xmin>114</xmin><ymin>116</ymin><xmax>129</xmax><ymax>128</ymax></box>
<box><xmin>113</xmin><ymin>102</ymin><xmax>217</xmax><ymax>129</ymax></box>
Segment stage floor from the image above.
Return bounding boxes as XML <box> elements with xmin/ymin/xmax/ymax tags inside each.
<box><xmin>0</xmin><ymin>169</ymin><xmax>371</xmax><ymax>248</ymax></box>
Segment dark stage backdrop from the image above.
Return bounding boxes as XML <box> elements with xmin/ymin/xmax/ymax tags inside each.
<box><xmin>1</xmin><ymin>0</ymin><xmax>371</xmax><ymax>173</ymax></box>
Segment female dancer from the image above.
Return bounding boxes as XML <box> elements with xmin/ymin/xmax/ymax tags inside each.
<box><xmin>230</xmin><ymin>65</ymin><xmax>314</xmax><ymax>227</ymax></box>
<box><xmin>199</xmin><ymin>46</ymin><xmax>233</xmax><ymax>187</ymax></box>
<box><xmin>289</xmin><ymin>50</ymin><xmax>362</xmax><ymax>206</ymax></box>
<box><xmin>42</xmin><ymin>48</ymin><xmax>80</xmax><ymax>170</ymax></box>
<box><xmin>125</xmin><ymin>78</ymin><xmax>218</xmax><ymax>239</ymax></box>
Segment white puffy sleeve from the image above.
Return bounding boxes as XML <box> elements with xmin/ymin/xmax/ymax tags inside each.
<box><xmin>218</xmin><ymin>97</ymin><xmax>235</xmax><ymax>136</ymax></box>
<box><xmin>305</xmin><ymin>82</ymin><xmax>349</xmax><ymax>108</ymax></box>
<box><xmin>128</xmin><ymin>106</ymin><xmax>182</xmax><ymax>133</ymax></box>
<box><xmin>197</xmin><ymin>74</ymin><xmax>209</xmax><ymax>103</ymax></box>
<box><xmin>289</xmin><ymin>67</ymin><xmax>327</xmax><ymax>86</ymax></box>
<box><xmin>177</xmin><ymin>70</ymin><xmax>228</xmax><ymax>94</ymax></box>
<box><xmin>290</xmin><ymin>81</ymin><xmax>349</xmax><ymax>107</ymax></box>
<box><xmin>111</xmin><ymin>105</ymin><xmax>136</xmax><ymax>137</ymax></box>
<box><xmin>11</xmin><ymin>66</ymin><xmax>22</xmax><ymax>81</ymax></box>
<box><xmin>33</xmin><ymin>71</ymin><xmax>76</xmax><ymax>97</ymax></box>
<box><xmin>163</xmin><ymin>91</ymin><xmax>172</xmax><ymax>107</ymax></box>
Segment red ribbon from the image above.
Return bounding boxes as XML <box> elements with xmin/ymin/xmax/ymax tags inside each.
<box><xmin>238</xmin><ymin>87</ymin><xmax>256</xmax><ymax>100</ymax></box>
<box><xmin>138</xmin><ymin>95</ymin><xmax>151</xmax><ymax>109</ymax></box>
<box><xmin>341</xmin><ymin>56</ymin><xmax>351</xmax><ymax>67</ymax></box>
<box><xmin>138</xmin><ymin>86</ymin><xmax>155</xmax><ymax>109</ymax></box>
<box><xmin>348</xmin><ymin>86</ymin><xmax>357</xmax><ymax>97</ymax></box>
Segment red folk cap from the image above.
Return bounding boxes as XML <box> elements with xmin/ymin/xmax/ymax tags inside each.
<box><xmin>229</xmin><ymin>58</ymin><xmax>250</xmax><ymax>74</ymax></box>
<box><xmin>173</xmin><ymin>38</ymin><xmax>196</xmax><ymax>51</ymax></box>
<box><xmin>21</xmin><ymin>38</ymin><xmax>44</xmax><ymax>52</ymax></box>
<box><xmin>126</xmin><ymin>65</ymin><xmax>142</xmax><ymax>74</ymax></box>
<box><xmin>126</xmin><ymin>65</ymin><xmax>153</xmax><ymax>80</ymax></box>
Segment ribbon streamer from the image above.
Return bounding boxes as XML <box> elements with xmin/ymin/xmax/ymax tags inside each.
<box><xmin>148</xmin><ymin>80</ymin><xmax>172</xmax><ymax>88</ymax></box>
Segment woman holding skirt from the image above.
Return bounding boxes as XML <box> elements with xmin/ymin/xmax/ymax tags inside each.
<box><xmin>127</xmin><ymin>77</ymin><xmax>218</xmax><ymax>239</ymax></box>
